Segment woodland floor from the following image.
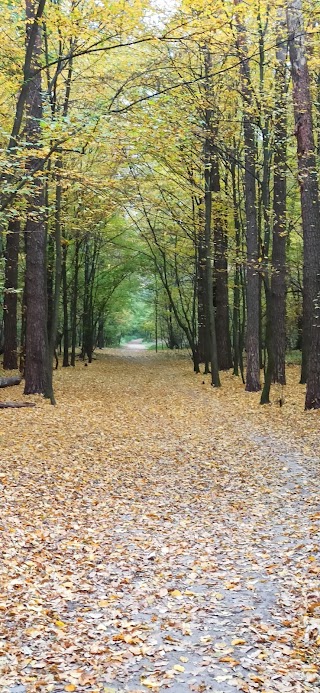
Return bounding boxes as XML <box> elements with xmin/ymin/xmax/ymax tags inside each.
<box><xmin>0</xmin><ymin>349</ymin><xmax>319</xmax><ymax>693</ymax></box>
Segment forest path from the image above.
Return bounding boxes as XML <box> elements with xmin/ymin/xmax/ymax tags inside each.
<box><xmin>0</xmin><ymin>351</ymin><xmax>319</xmax><ymax>693</ymax></box>
<box><xmin>124</xmin><ymin>340</ymin><xmax>147</xmax><ymax>350</ymax></box>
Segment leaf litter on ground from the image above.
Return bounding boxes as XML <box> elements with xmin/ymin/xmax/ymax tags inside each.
<box><xmin>0</xmin><ymin>349</ymin><xmax>319</xmax><ymax>693</ymax></box>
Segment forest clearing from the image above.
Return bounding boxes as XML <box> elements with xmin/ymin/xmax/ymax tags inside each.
<box><xmin>0</xmin><ymin>348</ymin><xmax>319</xmax><ymax>693</ymax></box>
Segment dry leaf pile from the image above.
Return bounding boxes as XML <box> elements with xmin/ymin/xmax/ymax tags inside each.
<box><xmin>0</xmin><ymin>349</ymin><xmax>319</xmax><ymax>693</ymax></box>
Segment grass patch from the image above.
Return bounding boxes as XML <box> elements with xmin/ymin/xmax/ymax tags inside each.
<box><xmin>286</xmin><ymin>350</ymin><xmax>302</xmax><ymax>365</ymax></box>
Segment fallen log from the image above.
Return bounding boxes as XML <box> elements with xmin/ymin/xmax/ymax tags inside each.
<box><xmin>0</xmin><ymin>401</ymin><xmax>35</xmax><ymax>409</ymax></box>
<box><xmin>0</xmin><ymin>376</ymin><xmax>22</xmax><ymax>388</ymax></box>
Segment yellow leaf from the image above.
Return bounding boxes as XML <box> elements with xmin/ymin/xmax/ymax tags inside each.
<box><xmin>55</xmin><ymin>620</ymin><xmax>66</xmax><ymax>628</ymax></box>
<box><xmin>219</xmin><ymin>655</ymin><xmax>233</xmax><ymax>662</ymax></box>
<box><xmin>173</xmin><ymin>664</ymin><xmax>185</xmax><ymax>672</ymax></box>
<box><xmin>180</xmin><ymin>656</ymin><xmax>188</xmax><ymax>662</ymax></box>
<box><xmin>169</xmin><ymin>589</ymin><xmax>182</xmax><ymax>598</ymax></box>
<box><xmin>231</xmin><ymin>638</ymin><xmax>246</xmax><ymax>646</ymax></box>
<box><xmin>65</xmin><ymin>686</ymin><xmax>76</xmax><ymax>692</ymax></box>
<box><xmin>141</xmin><ymin>677</ymin><xmax>160</xmax><ymax>689</ymax></box>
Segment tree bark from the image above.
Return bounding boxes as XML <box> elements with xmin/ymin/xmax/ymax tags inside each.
<box><xmin>24</xmin><ymin>0</ymin><xmax>52</xmax><ymax>401</ymax></box>
<box><xmin>46</xmin><ymin>174</ymin><xmax>54</xmax><ymax>340</ymax></box>
<box><xmin>0</xmin><ymin>376</ymin><xmax>21</xmax><ymax>388</ymax></box>
<box><xmin>7</xmin><ymin>1</ymin><xmax>47</xmax><ymax>153</ymax></box>
<box><xmin>260</xmin><ymin>282</ymin><xmax>274</xmax><ymax>404</ymax></box>
<box><xmin>3</xmin><ymin>220</ymin><xmax>20</xmax><ymax>370</ymax></box>
<box><xmin>62</xmin><ymin>242</ymin><xmax>69</xmax><ymax>366</ymax></box>
<box><xmin>71</xmin><ymin>237</ymin><xmax>80</xmax><ymax>367</ymax></box>
<box><xmin>271</xmin><ymin>27</ymin><xmax>287</xmax><ymax>385</ymax></box>
<box><xmin>287</xmin><ymin>0</ymin><xmax>320</xmax><ymax>408</ymax></box>
<box><xmin>204</xmin><ymin>158</ymin><xmax>220</xmax><ymax>386</ymax></box>
<box><xmin>212</xmin><ymin>158</ymin><xmax>232</xmax><ymax>370</ymax></box>
<box><xmin>47</xmin><ymin>47</ymin><xmax>73</xmax><ymax>372</ymax></box>
<box><xmin>197</xmin><ymin>226</ymin><xmax>207</xmax><ymax>364</ymax></box>
<box><xmin>48</xmin><ymin>160</ymin><xmax>62</xmax><ymax>374</ymax></box>
<box><xmin>231</xmin><ymin>157</ymin><xmax>242</xmax><ymax>377</ymax></box>
<box><xmin>203</xmin><ymin>51</ymin><xmax>220</xmax><ymax>387</ymax></box>
<box><xmin>234</xmin><ymin>0</ymin><xmax>260</xmax><ymax>391</ymax></box>
<box><xmin>243</xmin><ymin>121</ymin><xmax>260</xmax><ymax>390</ymax></box>
<box><xmin>0</xmin><ymin>401</ymin><xmax>35</xmax><ymax>409</ymax></box>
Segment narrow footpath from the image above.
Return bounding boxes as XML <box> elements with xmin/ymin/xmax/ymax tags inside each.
<box><xmin>0</xmin><ymin>350</ymin><xmax>319</xmax><ymax>693</ymax></box>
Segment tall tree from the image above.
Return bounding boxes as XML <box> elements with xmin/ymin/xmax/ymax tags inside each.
<box><xmin>260</xmin><ymin>13</ymin><xmax>288</xmax><ymax>405</ymax></box>
<box><xmin>203</xmin><ymin>48</ymin><xmax>220</xmax><ymax>387</ymax></box>
<box><xmin>287</xmin><ymin>0</ymin><xmax>320</xmax><ymax>409</ymax></box>
<box><xmin>271</xmin><ymin>20</ymin><xmax>287</xmax><ymax>385</ymax></box>
<box><xmin>212</xmin><ymin>157</ymin><xmax>232</xmax><ymax>370</ymax></box>
<box><xmin>24</xmin><ymin>0</ymin><xmax>52</xmax><ymax>400</ymax></box>
<box><xmin>234</xmin><ymin>0</ymin><xmax>261</xmax><ymax>391</ymax></box>
<box><xmin>2</xmin><ymin>0</ymin><xmax>47</xmax><ymax>374</ymax></box>
<box><xmin>3</xmin><ymin>219</ymin><xmax>20</xmax><ymax>370</ymax></box>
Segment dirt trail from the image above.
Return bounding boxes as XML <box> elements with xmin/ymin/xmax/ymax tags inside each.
<box><xmin>124</xmin><ymin>340</ymin><xmax>147</xmax><ymax>350</ymax></box>
<box><xmin>0</xmin><ymin>350</ymin><xmax>319</xmax><ymax>693</ymax></box>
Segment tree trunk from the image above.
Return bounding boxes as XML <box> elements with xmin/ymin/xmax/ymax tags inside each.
<box><xmin>204</xmin><ymin>148</ymin><xmax>220</xmax><ymax>387</ymax></box>
<box><xmin>260</xmin><ymin>281</ymin><xmax>274</xmax><ymax>404</ymax></box>
<box><xmin>97</xmin><ymin>317</ymin><xmax>105</xmax><ymax>349</ymax></box>
<box><xmin>24</xmin><ymin>0</ymin><xmax>52</xmax><ymax>401</ymax></box>
<box><xmin>19</xmin><ymin>259</ymin><xmax>27</xmax><ymax>374</ymax></box>
<box><xmin>82</xmin><ymin>237</ymin><xmax>94</xmax><ymax>363</ymax></box>
<box><xmin>62</xmin><ymin>242</ymin><xmax>69</xmax><ymax>367</ymax></box>
<box><xmin>197</xmin><ymin>226</ymin><xmax>207</xmax><ymax>364</ymax></box>
<box><xmin>197</xmin><ymin>209</ymin><xmax>210</xmax><ymax>372</ymax></box>
<box><xmin>203</xmin><ymin>49</ymin><xmax>220</xmax><ymax>387</ymax></box>
<box><xmin>0</xmin><ymin>376</ymin><xmax>21</xmax><ymax>388</ymax></box>
<box><xmin>48</xmin><ymin>161</ymin><xmax>62</xmax><ymax>375</ymax></box>
<box><xmin>234</xmin><ymin>0</ymin><xmax>260</xmax><ymax>391</ymax></box>
<box><xmin>5</xmin><ymin>1</ymin><xmax>46</xmax><ymax>154</ymax></box>
<box><xmin>3</xmin><ymin>219</ymin><xmax>20</xmax><ymax>370</ymax></box>
<box><xmin>231</xmin><ymin>157</ymin><xmax>242</xmax><ymax>376</ymax></box>
<box><xmin>0</xmin><ymin>401</ymin><xmax>35</xmax><ymax>409</ymax></box>
<box><xmin>271</xmin><ymin>28</ymin><xmax>287</xmax><ymax>385</ymax></box>
<box><xmin>244</xmin><ymin>127</ymin><xmax>260</xmax><ymax>390</ymax></box>
<box><xmin>212</xmin><ymin>158</ymin><xmax>232</xmax><ymax>370</ymax></box>
<box><xmin>45</xmin><ymin>166</ymin><xmax>54</xmax><ymax>340</ymax></box>
<box><xmin>71</xmin><ymin>237</ymin><xmax>80</xmax><ymax>367</ymax></box>
<box><xmin>287</xmin><ymin>0</ymin><xmax>320</xmax><ymax>408</ymax></box>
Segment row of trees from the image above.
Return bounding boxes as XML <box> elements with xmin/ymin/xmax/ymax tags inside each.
<box><xmin>0</xmin><ymin>0</ymin><xmax>320</xmax><ymax>408</ymax></box>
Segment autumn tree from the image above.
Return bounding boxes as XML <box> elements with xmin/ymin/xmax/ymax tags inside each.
<box><xmin>24</xmin><ymin>0</ymin><xmax>52</xmax><ymax>399</ymax></box>
<box><xmin>234</xmin><ymin>0</ymin><xmax>260</xmax><ymax>392</ymax></box>
<box><xmin>287</xmin><ymin>0</ymin><xmax>320</xmax><ymax>408</ymax></box>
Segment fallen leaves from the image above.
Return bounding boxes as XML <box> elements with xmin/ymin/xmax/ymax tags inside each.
<box><xmin>232</xmin><ymin>638</ymin><xmax>246</xmax><ymax>646</ymax></box>
<box><xmin>168</xmin><ymin>589</ymin><xmax>182</xmax><ymax>598</ymax></box>
<box><xmin>0</xmin><ymin>351</ymin><xmax>319</xmax><ymax>692</ymax></box>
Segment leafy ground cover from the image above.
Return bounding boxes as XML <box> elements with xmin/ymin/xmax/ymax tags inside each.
<box><xmin>0</xmin><ymin>350</ymin><xmax>319</xmax><ymax>693</ymax></box>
